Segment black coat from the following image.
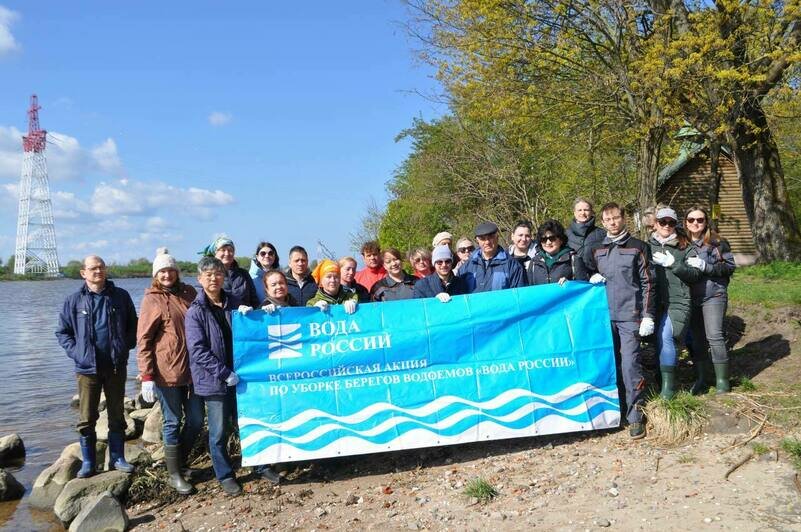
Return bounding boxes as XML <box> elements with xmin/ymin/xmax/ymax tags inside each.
<box><xmin>566</xmin><ymin>218</ymin><xmax>606</xmax><ymax>274</ymax></box>
<box><xmin>528</xmin><ymin>249</ymin><xmax>586</xmax><ymax>285</ymax></box>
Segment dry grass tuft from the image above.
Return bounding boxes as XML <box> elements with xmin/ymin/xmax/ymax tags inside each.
<box><xmin>643</xmin><ymin>392</ymin><xmax>707</xmax><ymax>447</ymax></box>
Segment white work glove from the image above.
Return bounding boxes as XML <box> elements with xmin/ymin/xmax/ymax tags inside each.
<box><xmin>141</xmin><ymin>381</ymin><xmax>156</xmax><ymax>404</ymax></box>
<box><xmin>314</xmin><ymin>300</ymin><xmax>329</xmax><ymax>312</ymax></box>
<box><xmin>651</xmin><ymin>251</ymin><xmax>675</xmax><ymax>268</ymax></box>
<box><xmin>343</xmin><ymin>300</ymin><xmax>357</xmax><ymax>314</ymax></box>
<box><xmin>687</xmin><ymin>256</ymin><xmax>708</xmax><ymax>272</ymax></box>
<box><xmin>238</xmin><ymin>305</ymin><xmax>253</xmax><ymax>315</ymax></box>
<box><xmin>435</xmin><ymin>292</ymin><xmax>451</xmax><ymax>303</ymax></box>
<box><xmin>589</xmin><ymin>273</ymin><xmax>606</xmax><ymax>284</ymax></box>
<box><xmin>261</xmin><ymin>303</ymin><xmax>277</xmax><ymax>314</ymax></box>
<box><xmin>639</xmin><ymin>317</ymin><xmax>655</xmax><ymax>337</ymax></box>
<box><xmin>557</xmin><ymin>277</ymin><xmax>567</xmax><ymax>286</ymax></box>
<box><xmin>225</xmin><ymin>372</ymin><xmax>240</xmax><ymax>386</ymax></box>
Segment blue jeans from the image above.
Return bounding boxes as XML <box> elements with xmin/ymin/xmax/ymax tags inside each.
<box><xmin>656</xmin><ymin>314</ymin><xmax>677</xmax><ymax>367</ymax></box>
<box><xmin>203</xmin><ymin>390</ymin><xmax>235</xmax><ymax>481</ymax></box>
<box><xmin>155</xmin><ymin>385</ymin><xmax>204</xmax><ymax>448</ymax></box>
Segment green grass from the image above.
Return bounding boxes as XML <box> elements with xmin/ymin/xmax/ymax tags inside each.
<box><xmin>463</xmin><ymin>477</ymin><xmax>498</xmax><ymax>502</ymax></box>
<box><xmin>729</xmin><ymin>262</ymin><xmax>801</xmax><ymax>306</ymax></box>
<box><xmin>656</xmin><ymin>392</ymin><xmax>706</xmax><ymax>423</ymax></box>
<box><xmin>733</xmin><ymin>376</ymin><xmax>757</xmax><ymax>391</ymax></box>
<box><xmin>751</xmin><ymin>442</ymin><xmax>770</xmax><ymax>456</ymax></box>
<box><xmin>677</xmin><ymin>453</ymin><xmax>695</xmax><ymax>463</ymax></box>
<box><xmin>781</xmin><ymin>438</ymin><xmax>801</xmax><ymax>469</ymax></box>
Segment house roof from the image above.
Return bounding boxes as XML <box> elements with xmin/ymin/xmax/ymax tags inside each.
<box><xmin>657</xmin><ymin>129</ymin><xmax>731</xmax><ymax>187</ymax></box>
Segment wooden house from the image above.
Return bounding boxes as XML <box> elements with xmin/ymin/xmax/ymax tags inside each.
<box><xmin>656</xmin><ymin>128</ymin><xmax>757</xmax><ymax>265</ymax></box>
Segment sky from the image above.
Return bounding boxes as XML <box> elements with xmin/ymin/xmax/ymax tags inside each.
<box><xmin>0</xmin><ymin>1</ymin><xmax>444</xmax><ymax>266</ymax></box>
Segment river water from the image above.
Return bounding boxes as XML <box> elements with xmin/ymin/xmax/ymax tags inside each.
<box><xmin>0</xmin><ymin>277</ymin><xmax>176</xmax><ymax>530</ymax></box>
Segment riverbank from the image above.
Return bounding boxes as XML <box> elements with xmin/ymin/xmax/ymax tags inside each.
<box><xmin>126</xmin><ymin>295</ymin><xmax>801</xmax><ymax>530</ymax></box>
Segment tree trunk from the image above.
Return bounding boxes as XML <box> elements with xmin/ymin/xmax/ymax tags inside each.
<box><xmin>637</xmin><ymin>125</ymin><xmax>665</xmax><ymax>223</ymax></box>
<box><xmin>728</xmin><ymin>98</ymin><xmax>801</xmax><ymax>262</ymax></box>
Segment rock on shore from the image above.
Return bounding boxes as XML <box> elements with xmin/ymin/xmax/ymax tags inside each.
<box><xmin>0</xmin><ymin>468</ymin><xmax>25</xmax><ymax>501</ymax></box>
<box><xmin>29</xmin><ymin>455</ymin><xmax>82</xmax><ymax>509</ymax></box>
<box><xmin>141</xmin><ymin>403</ymin><xmax>163</xmax><ymax>444</ymax></box>
<box><xmin>0</xmin><ymin>433</ymin><xmax>25</xmax><ymax>465</ymax></box>
<box><xmin>54</xmin><ymin>471</ymin><xmax>131</xmax><ymax>525</ymax></box>
<box><xmin>68</xmin><ymin>491</ymin><xmax>129</xmax><ymax>532</ymax></box>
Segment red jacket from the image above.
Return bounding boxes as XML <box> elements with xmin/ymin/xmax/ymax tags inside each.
<box><xmin>354</xmin><ymin>265</ymin><xmax>386</xmax><ymax>292</ymax></box>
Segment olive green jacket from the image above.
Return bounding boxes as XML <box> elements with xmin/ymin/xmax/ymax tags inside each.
<box><xmin>306</xmin><ymin>287</ymin><xmax>359</xmax><ymax>307</ymax></box>
<box><xmin>648</xmin><ymin>235</ymin><xmax>703</xmax><ymax>338</ymax></box>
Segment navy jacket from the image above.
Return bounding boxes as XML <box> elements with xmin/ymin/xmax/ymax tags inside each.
<box><xmin>459</xmin><ymin>247</ymin><xmax>528</xmax><ymax>293</ymax></box>
<box><xmin>285</xmin><ymin>270</ymin><xmax>318</xmax><ymax>306</ymax></box>
<box><xmin>55</xmin><ymin>281</ymin><xmax>138</xmax><ymax>375</ymax></box>
<box><xmin>225</xmin><ymin>261</ymin><xmax>259</xmax><ymax>308</ymax></box>
<box><xmin>186</xmin><ymin>290</ymin><xmax>239</xmax><ymax>397</ymax></box>
<box><xmin>689</xmin><ymin>238</ymin><xmax>736</xmax><ymax>303</ymax></box>
<box><xmin>567</xmin><ymin>218</ymin><xmax>606</xmax><ymax>274</ymax></box>
<box><xmin>413</xmin><ymin>272</ymin><xmax>469</xmax><ymax>299</ymax></box>
<box><xmin>528</xmin><ymin>248</ymin><xmax>587</xmax><ymax>285</ymax></box>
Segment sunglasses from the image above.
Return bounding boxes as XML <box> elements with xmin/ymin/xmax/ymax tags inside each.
<box><xmin>434</xmin><ymin>259</ymin><xmax>453</xmax><ymax>265</ymax></box>
<box><xmin>686</xmin><ymin>217</ymin><xmax>706</xmax><ymax>224</ymax></box>
<box><xmin>413</xmin><ymin>257</ymin><xmax>428</xmax><ymax>263</ymax></box>
<box><xmin>258</xmin><ymin>250</ymin><xmax>275</xmax><ymax>257</ymax></box>
<box><xmin>539</xmin><ymin>235</ymin><xmax>560</xmax><ymax>243</ymax></box>
<box><xmin>458</xmin><ymin>246</ymin><xmax>475</xmax><ymax>253</ymax></box>
<box><xmin>657</xmin><ymin>219</ymin><xmax>677</xmax><ymax>227</ymax></box>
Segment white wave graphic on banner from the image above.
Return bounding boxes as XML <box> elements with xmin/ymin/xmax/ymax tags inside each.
<box><xmin>241</xmin><ymin>410</ymin><xmax>621</xmax><ymax>465</ymax></box>
<box><xmin>240</xmin><ymin>394</ymin><xmax>617</xmax><ymax>447</ymax></box>
<box><xmin>241</xmin><ymin>383</ymin><xmax>616</xmax><ymax>432</ymax></box>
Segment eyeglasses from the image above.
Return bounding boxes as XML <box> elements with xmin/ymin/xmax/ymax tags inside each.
<box><xmin>540</xmin><ymin>235</ymin><xmax>560</xmax><ymax>243</ymax></box>
<box><xmin>686</xmin><ymin>217</ymin><xmax>706</xmax><ymax>224</ymax></box>
<box><xmin>457</xmin><ymin>246</ymin><xmax>475</xmax><ymax>253</ymax></box>
<box><xmin>657</xmin><ymin>219</ymin><xmax>677</xmax><ymax>227</ymax></box>
<box><xmin>83</xmin><ymin>266</ymin><xmax>106</xmax><ymax>272</ymax></box>
<box><xmin>258</xmin><ymin>250</ymin><xmax>275</xmax><ymax>257</ymax></box>
<box><xmin>434</xmin><ymin>259</ymin><xmax>453</xmax><ymax>265</ymax></box>
<box><xmin>413</xmin><ymin>257</ymin><xmax>428</xmax><ymax>263</ymax></box>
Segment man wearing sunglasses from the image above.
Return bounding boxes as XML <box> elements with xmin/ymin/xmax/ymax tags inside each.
<box><xmin>413</xmin><ymin>245</ymin><xmax>468</xmax><ymax>301</ymax></box>
<box><xmin>460</xmin><ymin>222</ymin><xmax>527</xmax><ymax>293</ymax></box>
<box><xmin>588</xmin><ymin>203</ymin><xmax>655</xmax><ymax>440</ymax></box>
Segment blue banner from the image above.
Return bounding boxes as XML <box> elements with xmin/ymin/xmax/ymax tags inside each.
<box><xmin>233</xmin><ymin>282</ymin><xmax>619</xmax><ymax>465</ymax></box>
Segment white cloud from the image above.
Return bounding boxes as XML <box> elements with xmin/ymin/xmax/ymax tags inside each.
<box><xmin>89</xmin><ymin>178</ymin><xmax>234</xmax><ymax>216</ymax></box>
<box><xmin>91</xmin><ymin>138</ymin><xmax>124</xmax><ymax>176</ymax></box>
<box><xmin>0</xmin><ymin>126</ymin><xmax>23</xmax><ymax>179</ymax></box>
<box><xmin>0</xmin><ymin>6</ymin><xmax>21</xmax><ymax>56</ymax></box>
<box><xmin>208</xmin><ymin>111</ymin><xmax>232</xmax><ymax>126</ymax></box>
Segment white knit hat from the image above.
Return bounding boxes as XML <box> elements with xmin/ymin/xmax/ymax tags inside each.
<box><xmin>431</xmin><ymin>245</ymin><xmax>453</xmax><ymax>263</ymax></box>
<box><xmin>432</xmin><ymin>231</ymin><xmax>453</xmax><ymax>247</ymax></box>
<box><xmin>152</xmin><ymin>247</ymin><xmax>177</xmax><ymax>277</ymax></box>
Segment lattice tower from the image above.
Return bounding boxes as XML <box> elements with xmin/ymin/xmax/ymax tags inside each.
<box><xmin>14</xmin><ymin>94</ymin><xmax>60</xmax><ymax>276</ymax></box>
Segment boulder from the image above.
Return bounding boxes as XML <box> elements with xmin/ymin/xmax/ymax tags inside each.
<box><xmin>29</xmin><ymin>455</ymin><xmax>82</xmax><ymax>510</ymax></box>
<box><xmin>60</xmin><ymin>441</ymin><xmax>107</xmax><ymax>463</ymax></box>
<box><xmin>0</xmin><ymin>434</ymin><xmax>25</xmax><ymax>465</ymax></box>
<box><xmin>141</xmin><ymin>403</ymin><xmax>163</xmax><ymax>444</ymax></box>
<box><xmin>68</xmin><ymin>491</ymin><xmax>128</xmax><ymax>532</ymax></box>
<box><xmin>95</xmin><ymin>411</ymin><xmax>138</xmax><ymax>441</ymax></box>
<box><xmin>98</xmin><ymin>393</ymin><xmax>107</xmax><ymax>412</ymax></box>
<box><xmin>71</xmin><ymin>394</ymin><xmax>80</xmax><ymax>408</ymax></box>
<box><xmin>123</xmin><ymin>397</ymin><xmax>136</xmax><ymax>413</ymax></box>
<box><xmin>103</xmin><ymin>444</ymin><xmax>151</xmax><ymax>470</ymax></box>
<box><xmin>128</xmin><ymin>408</ymin><xmax>151</xmax><ymax>422</ymax></box>
<box><xmin>150</xmin><ymin>445</ymin><xmax>165</xmax><ymax>462</ymax></box>
<box><xmin>54</xmin><ymin>471</ymin><xmax>131</xmax><ymax>525</ymax></box>
<box><xmin>0</xmin><ymin>468</ymin><xmax>25</xmax><ymax>501</ymax></box>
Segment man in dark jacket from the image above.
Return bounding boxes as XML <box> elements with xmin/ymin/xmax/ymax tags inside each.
<box><xmin>413</xmin><ymin>245</ymin><xmax>468</xmax><ymax>300</ymax></box>
<box><xmin>284</xmin><ymin>245</ymin><xmax>318</xmax><ymax>306</ymax></box>
<box><xmin>186</xmin><ymin>256</ymin><xmax>243</xmax><ymax>496</ymax></box>
<box><xmin>588</xmin><ymin>203</ymin><xmax>656</xmax><ymax>440</ymax></box>
<box><xmin>55</xmin><ymin>255</ymin><xmax>138</xmax><ymax>478</ymax></box>
<box><xmin>566</xmin><ymin>198</ymin><xmax>606</xmax><ymax>275</ymax></box>
<box><xmin>460</xmin><ymin>222</ymin><xmax>527</xmax><ymax>293</ymax></box>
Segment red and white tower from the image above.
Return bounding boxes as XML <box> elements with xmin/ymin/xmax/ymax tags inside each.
<box><xmin>14</xmin><ymin>94</ymin><xmax>60</xmax><ymax>275</ymax></box>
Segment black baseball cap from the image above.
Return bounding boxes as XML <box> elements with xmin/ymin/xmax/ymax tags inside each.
<box><xmin>474</xmin><ymin>222</ymin><xmax>499</xmax><ymax>237</ymax></box>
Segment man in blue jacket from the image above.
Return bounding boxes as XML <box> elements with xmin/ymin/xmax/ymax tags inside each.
<box><xmin>55</xmin><ymin>255</ymin><xmax>138</xmax><ymax>478</ymax></box>
<box><xmin>460</xmin><ymin>222</ymin><xmax>527</xmax><ymax>293</ymax></box>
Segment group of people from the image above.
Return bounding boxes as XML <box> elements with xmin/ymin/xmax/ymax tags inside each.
<box><xmin>54</xmin><ymin>197</ymin><xmax>735</xmax><ymax>496</ymax></box>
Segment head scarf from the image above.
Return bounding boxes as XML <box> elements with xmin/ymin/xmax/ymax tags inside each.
<box><xmin>198</xmin><ymin>236</ymin><xmax>235</xmax><ymax>257</ymax></box>
<box><xmin>312</xmin><ymin>259</ymin><xmax>340</xmax><ymax>285</ymax></box>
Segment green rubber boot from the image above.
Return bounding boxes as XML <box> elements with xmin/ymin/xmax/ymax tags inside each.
<box><xmin>659</xmin><ymin>365</ymin><xmax>676</xmax><ymax>400</ymax></box>
<box><xmin>691</xmin><ymin>358</ymin><xmax>710</xmax><ymax>395</ymax></box>
<box><xmin>713</xmin><ymin>362</ymin><xmax>731</xmax><ymax>394</ymax></box>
